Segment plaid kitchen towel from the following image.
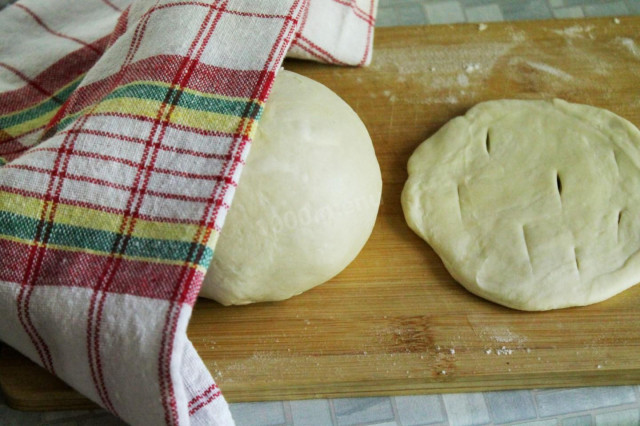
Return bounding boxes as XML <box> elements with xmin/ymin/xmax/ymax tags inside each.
<box><xmin>0</xmin><ymin>0</ymin><xmax>377</xmax><ymax>425</ymax></box>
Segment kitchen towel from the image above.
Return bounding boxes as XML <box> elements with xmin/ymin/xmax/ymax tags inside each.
<box><xmin>0</xmin><ymin>0</ymin><xmax>377</xmax><ymax>425</ymax></box>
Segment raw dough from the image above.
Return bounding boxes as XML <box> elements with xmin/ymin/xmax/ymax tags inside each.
<box><xmin>402</xmin><ymin>99</ymin><xmax>640</xmax><ymax>311</ymax></box>
<box><xmin>200</xmin><ymin>70</ymin><xmax>382</xmax><ymax>305</ymax></box>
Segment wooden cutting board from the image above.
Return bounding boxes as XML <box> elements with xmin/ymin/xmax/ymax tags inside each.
<box><xmin>2</xmin><ymin>16</ymin><xmax>640</xmax><ymax>411</ymax></box>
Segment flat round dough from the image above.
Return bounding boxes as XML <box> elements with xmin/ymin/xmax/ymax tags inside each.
<box><xmin>402</xmin><ymin>99</ymin><xmax>640</xmax><ymax>311</ymax></box>
<box><xmin>200</xmin><ymin>70</ymin><xmax>382</xmax><ymax>305</ymax></box>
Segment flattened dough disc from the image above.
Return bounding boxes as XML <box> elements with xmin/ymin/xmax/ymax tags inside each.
<box><xmin>402</xmin><ymin>99</ymin><xmax>640</xmax><ymax>311</ymax></box>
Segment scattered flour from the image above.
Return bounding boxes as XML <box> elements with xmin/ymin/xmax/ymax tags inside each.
<box><xmin>496</xmin><ymin>346</ymin><xmax>513</xmax><ymax>356</ymax></box>
<box><xmin>523</xmin><ymin>60</ymin><xmax>574</xmax><ymax>81</ymax></box>
<box><xmin>476</xmin><ymin>325</ymin><xmax>527</xmax><ymax>345</ymax></box>
<box><xmin>617</xmin><ymin>37</ymin><xmax>640</xmax><ymax>58</ymax></box>
<box><xmin>508</xmin><ymin>28</ymin><xmax>527</xmax><ymax>43</ymax></box>
<box><xmin>371</xmin><ymin>43</ymin><xmax>513</xmax><ymax>77</ymax></box>
<box><xmin>464</xmin><ymin>63</ymin><xmax>480</xmax><ymax>73</ymax></box>
<box><xmin>370</xmin><ymin>41</ymin><xmax>517</xmax><ymax>104</ymax></box>
<box><xmin>444</xmin><ymin>95</ymin><xmax>459</xmax><ymax>104</ymax></box>
<box><xmin>551</xmin><ymin>25</ymin><xmax>595</xmax><ymax>39</ymax></box>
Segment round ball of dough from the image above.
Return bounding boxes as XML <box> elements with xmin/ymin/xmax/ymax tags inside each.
<box><xmin>200</xmin><ymin>70</ymin><xmax>382</xmax><ymax>305</ymax></box>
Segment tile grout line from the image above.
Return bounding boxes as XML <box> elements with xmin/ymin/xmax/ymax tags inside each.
<box><xmin>437</xmin><ymin>394</ymin><xmax>449</xmax><ymax>425</ymax></box>
<box><xmin>329</xmin><ymin>398</ymin><xmax>339</xmax><ymax>426</ymax></box>
<box><xmin>531</xmin><ymin>388</ymin><xmax>542</xmax><ymax>421</ymax></box>
<box><xmin>283</xmin><ymin>400</ymin><xmax>293</xmax><ymax>426</ymax></box>
<box><xmin>584</xmin><ymin>400</ymin><xmax>640</xmax><ymax>423</ymax></box>
<box><xmin>481</xmin><ymin>392</ymin><xmax>497</xmax><ymax>425</ymax></box>
<box><xmin>389</xmin><ymin>396</ymin><xmax>402</xmax><ymax>425</ymax></box>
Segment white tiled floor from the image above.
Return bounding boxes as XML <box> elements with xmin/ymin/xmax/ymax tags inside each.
<box><xmin>443</xmin><ymin>393</ymin><xmax>492</xmax><ymax>426</ymax></box>
<box><xmin>535</xmin><ymin>387</ymin><xmax>637</xmax><ymax>418</ymax></box>
<box><xmin>223</xmin><ymin>387</ymin><xmax>640</xmax><ymax>425</ymax></box>
<box><xmin>376</xmin><ymin>0</ymin><xmax>638</xmax><ymax>27</ymax></box>
<box><xmin>484</xmin><ymin>391</ymin><xmax>537</xmax><ymax>424</ymax></box>
<box><xmin>395</xmin><ymin>395</ymin><xmax>447</xmax><ymax>425</ymax></box>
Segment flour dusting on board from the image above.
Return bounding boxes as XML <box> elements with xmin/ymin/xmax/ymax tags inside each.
<box><xmin>371</xmin><ymin>42</ymin><xmax>516</xmax><ymax>104</ymax></box>
<box><xmin>457</xmin><ymin>73</ymin><xmax>470</xmax><ymax>87</ymax></box>
<box><xmin>371</xmin><ymin>43</ymin><xmax>514</xmax><ymax>77</ymax></box>
<box><xmin>522</xmin><ymin>60</ymin><xmax>573</xmax><ymax>81</ymax></box>
<box><xmin>551</xmin><ymin>25</ymin><xmax>596</xmax><ymax>39</ymax></box>
<box><xmin>464</xmin><ymin>63</ymin><xmax>481</xmax><ymax>73</ymax></box>
<box><xmin>617</xmin><ymin>37</ymin><xmax>640</xmax><ymax>58</ymax></box>
<box><xmin>473</xmin><ymin>325</ymin><xmax>529</xmax><ymax>357</ymax></box>
<box><xmin>476</xmin><ymin>325</ymin><xmax>527</xmax><ymax>345</ymax></box>
<box><xmin>496</xmin><ymin>347</ymin><xmax>513</xmax><ymax>356</ymax></box>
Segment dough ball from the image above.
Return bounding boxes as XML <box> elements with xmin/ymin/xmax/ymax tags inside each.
<box><xmin>200</xmin><ymin>70</ymin><xmax>382</xmax><ymax>305</ymax></box>
<box><xmin>402</xmin><ymin>99</ymin><xmax>640</xmax><ymax>311</ymax></box>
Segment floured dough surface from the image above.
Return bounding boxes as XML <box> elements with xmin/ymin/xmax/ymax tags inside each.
<box><xmin>402</xmin><ymin>99</ymin><xmax>640</xmax><ymax>311</ymax></box>
<box><xmin>200</xmin><ymin>70</ymin><xmax>382</xmax><ymax>305</ymax></box>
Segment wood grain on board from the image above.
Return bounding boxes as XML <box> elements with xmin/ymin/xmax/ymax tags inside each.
<box><xmin>1</xmin><ymin>16</ymin><xmax>640</xmax><ymax>410</ymax></box>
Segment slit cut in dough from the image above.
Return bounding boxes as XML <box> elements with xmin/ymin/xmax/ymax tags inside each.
<box><xmin>402</xmin><ymin>99</ymin><xmax>640</xmax><ymax>311</ymax></box>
